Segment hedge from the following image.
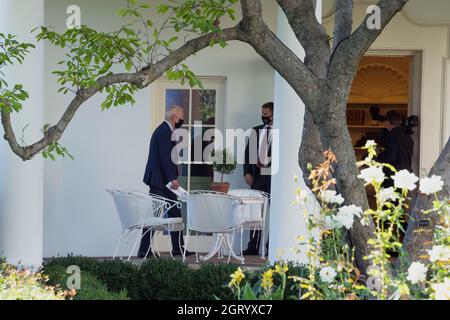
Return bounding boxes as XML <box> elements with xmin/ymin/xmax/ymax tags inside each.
<box><xmin>42</xmin><ymin>255</ymin><xmax>309</xmax><ymax>300</ymax></box>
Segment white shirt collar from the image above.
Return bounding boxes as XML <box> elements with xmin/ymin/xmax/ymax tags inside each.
<box><xmin>165</xmin><ymin>120</ymin><xmax>174</xmax><ymax>132</ymax></box>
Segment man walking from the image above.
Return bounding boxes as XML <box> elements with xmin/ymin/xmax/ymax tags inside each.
<box><xmin>138</xmin><ymin>105</ymin><xmax>193</xmax><ymax>258</ymax></box>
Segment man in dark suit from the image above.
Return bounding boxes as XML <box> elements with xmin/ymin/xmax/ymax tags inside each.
<box><xmin>138</xmin><ymin>105</ymin><xmax>193</xmax><ymax>258</ymax></box>
<box><xmin>378</xmin><ymin>110</ymin><xmax>414</xmax><ymax>188</ymax></box>
<box><xmin>242</xmin><ymin>102</ymin><xmax>273</xmax><ymax>255</ymax></box>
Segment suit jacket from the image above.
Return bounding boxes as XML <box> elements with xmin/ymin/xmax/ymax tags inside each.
<box><xmin>143</xmin><ymin>122</ymin><xmax>178</xmax><ymax>188</ymax></box>
<box><xmin>244</xmin><ymin>124</ymin><xmax>272</xmax><ymax>179</ymax></box>
<box><xmin>378</xmin><ymin>126</ymin><xmax>414</xmax><ymax>172</ymax></box>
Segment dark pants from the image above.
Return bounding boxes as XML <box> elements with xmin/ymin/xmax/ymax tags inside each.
<box><xmin>138</xmin><ymin>186</ymin><xmax>184</xmax><ymax>255</ymax></box>
<box><xmin>246</xmin><ymin>172</ymin><xmax>271</xmax><ymax>254</ymax></box>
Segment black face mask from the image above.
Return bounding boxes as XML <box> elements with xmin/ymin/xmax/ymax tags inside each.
<box><xmin>175</xmin><ymin>119</ymin><xmax>184</xmax><ymax>129</ymax></box>
<box><xmin>262</xmin><ymin>116</ymin><xmax>272</xmax><ymax>125</ymax></box>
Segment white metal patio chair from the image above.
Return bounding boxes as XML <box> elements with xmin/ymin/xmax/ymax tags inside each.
<box><xmin>228</xmin><ymin>189</ymin><xmax>270</xmax><ymax>259</ymax></box>
<box><xmin>107</xmin><ymin>189</ymin><xmax>184</xmax><ymax>261</ymax></box>
<box><xmin>179</xmin><ymin>191</ymin><xmax>245</xmax><ymax>264</ymax></box>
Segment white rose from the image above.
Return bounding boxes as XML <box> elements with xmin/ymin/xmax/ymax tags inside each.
<box><xmin>393</xmin><ymin>170</ymin><xmax>419</xmax><ymax>191</ymax></box>
<box><xmin>428</xmin><ymin>245</ymin><xmax>450</xmax><ymax>262</ymax></box>
<box><xmin>358</xmin><ymin>166</ymin><xmax>385</xmax><ymax>184</ymax></box>
<box><xmin>319</xmin><ymin>266</ymin><xmax>337</xmax><ymax>283</ymax></box>
<box><xmin>432</xmin><ymin>278</ymin><xmax>450</xmax><ymax>300</ymax></box>
<box><xmin>320</xmin><ymin>190</ymin><xmax>345</xmax><ymax>205</ymax></box>
<box><xmin>379</xmin><ymin>187</ymin><xmax>399</xmax><ymax>203</ymax></box>
<box><xmin>335</xmin><ymin>205</ymin><xmax>363</xmax><ymax>230</ymax></box>
<box><xmin>406</xmin><ymin>262</ymin><xmax>428</xmax><ymax>284</ymax></box>
<box><xmin>419</xmin><ymin>175</ymin><xmax>444</xmax><ymax>195</ymax></box>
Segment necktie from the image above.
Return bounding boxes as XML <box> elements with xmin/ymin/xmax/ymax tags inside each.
<box><xmin>259</xmin><ymin>127</ymin><xmax>270</xmax><ymax>167</ymax></box>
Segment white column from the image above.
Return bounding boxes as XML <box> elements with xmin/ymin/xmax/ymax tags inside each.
<box><xmin>0</xmin><ymin>0</ymin><xmax>45</xmax><ymax>268</ymax></box>
<box><xmin>269</xmin><ymin>1</ymin><xmax>322</xmax><ymax>263</ymax></box>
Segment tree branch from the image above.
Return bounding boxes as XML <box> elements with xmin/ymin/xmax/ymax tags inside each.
<box><xmin>276</xmin><ymin>0</ymin><xmax>330</xmax><ymax>78</ymax></box>
<box><xmin>328</xmin><ymin>0</ymin><xmax>409</xmax><ymax>87</ymax></box>
<box><xmin>239</xmin><ymin>0</ymin><xmax>319</xmax><ymax>107</ymax></box>
<box><xmin>333</xmin><ymin>0</ymin><xmax>353</xmax><ymax>52</ymax></box>
<box><xmin>1</xmin><ymin>26</ymin><xmax>240</xmax><ymax>161</ymax></box>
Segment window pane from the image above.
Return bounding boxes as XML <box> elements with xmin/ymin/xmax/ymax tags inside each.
<box><xmin>190</xmin><ymin>164</ymin><xmax>213</xmax><ymax>191</ymax></box>
<box><xmin>177</xmin><ymin>163</ymin><xmax>189</xmax><ymax>190</ymax></box>
<box><xmin>189</xmin><ymin>126</ymin><xmax>214</xmax><ymax>190</ymax></box>
<box><xmin>192</xmin><ymin>90</ymin><xmax>216</xmax><ymax>125</ymax></box>
<box><xmin>166</xmin><ymin>89</ymin><xmax>190</xmax><ymax>124</ymax></box>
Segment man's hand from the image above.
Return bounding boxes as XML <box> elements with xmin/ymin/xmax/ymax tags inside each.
<box><xmin>245</xmin><ymin>174</ymin><xmax>254</xmax><ymax>187</ymax></box>
<box><xmin>170</xmin><ymin>180</ymin><xmax>180</xmax><ymax>190</ymax></box>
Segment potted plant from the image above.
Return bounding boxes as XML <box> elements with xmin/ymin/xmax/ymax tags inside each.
<box><xmin>209</xmin><ymin>148</ymin><xmax>237</xmax><ymax>193</ymax></box>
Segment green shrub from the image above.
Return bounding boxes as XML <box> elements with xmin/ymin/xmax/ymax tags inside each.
<box><xmin>192</xmin><ymin>264</ymin><xmax>238</xmax><ymax>300</ymax></box>
<box><xmin>43</xmin><ymin>255</ymin><xmax>139</xmax><ymax>296</ymax></box>
<box><xmin>0</xmin><ymin>260</ymin><xmax>63</xmax><ymax>300</ymax></box>
<box><xmin>43</xmin><ymin>255</ymin><xmax>100</xmax><ymax>273</ymax></box>
<box><xmin>135</xmin><ymin>258</ymin><xmax>194</xmax><ymax>300</ymax></box>
<box><xmin>42</xmin><ymin>255</ymin><xmax>309</xmax><ymax>300</ymax></box>
<box><xmin>92</xmin><ymin>259</ymin><xmax>139</xmax><ymax>295</ymax></box>
<box><xmin>43</xmin><ymin>265</ymin><xmax>129</xmax><ymax>300</ymax></box>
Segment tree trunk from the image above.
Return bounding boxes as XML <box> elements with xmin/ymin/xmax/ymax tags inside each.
<box><xmin>403</xmin><ymin>136</ymin><xmax>450</xmax><ymax>263</ymax></box>
<box><xmin>314</xmin><ymin>94</ymin><xmax>373</xmax><ymax>273</ymax></box>
<box><xmin>298</xmin><ymin>105</ymin><xmax>325</xmax><ymax>185</ymax></box>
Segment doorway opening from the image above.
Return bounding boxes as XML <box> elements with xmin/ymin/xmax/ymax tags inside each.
<box><xmin>347</xmin><ymin>54</ymin><xmax>422</xmax><ymax>208</ymax></box>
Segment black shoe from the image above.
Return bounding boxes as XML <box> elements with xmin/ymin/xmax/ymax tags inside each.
<box><xmin>242</xmin><ymin>249</ymin><xmax>258</xmax><ymax>256</ymax></box>
<box><xmin>172</xmin><ymin>250</ymin><xmax>195</xmax><ymax>257</ymax></box>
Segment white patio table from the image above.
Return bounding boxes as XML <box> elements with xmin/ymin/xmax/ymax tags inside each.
<box><xmin>228</xmin><ymin>189</ymin><xmax>270</xmax><ymax>260</ymax></box>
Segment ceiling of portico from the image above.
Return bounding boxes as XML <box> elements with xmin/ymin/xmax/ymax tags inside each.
<box><xmin>323</xmin><ymin>0</ymin><xmax>450</xmax><ymax>26</ymax></box>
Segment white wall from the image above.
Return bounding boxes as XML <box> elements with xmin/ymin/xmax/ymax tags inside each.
<box><xmin>323</xmin><ymin>2</ymin><xmax>450</xmax><ymax>174</ymax></box>
<box><xmin>0</xmin><ymin>0</ymin><xmax>44</xmax><ymax>267</ymax></box>
<box><xmin>43</xmin><ymin>0</ymin><xmax>277</xmax><ymax>257</ymax></box>
<box><xmin>268</xmin><ymin>1</ymin><xmax>322</xmax><ymax>263</ymax></box>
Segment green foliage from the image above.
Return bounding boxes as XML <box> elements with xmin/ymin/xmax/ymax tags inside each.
<box><xmin>0</xmin><ymin>260</ymin><xmax>64</xmax><ymax>300</ymax></box>
<box><xmin>42</xmin><ymin>255</ymin><xmax>139</xmax><ymax>296</ymax></box>
<box><xmin>135</xmin><ymin>257</ymin><xmax>195</xmax><ymax>300</ymax></box>
<box><xmin>210</xmin><ymin>148</ymin><xmax>237</xmax><ymax>182</ymax></box>
<box><xmin>42</xmin><ymin>256</ymin><xmax>309</xmax><ymax>300</ymax></box>
<box><xmin>192</xmin><ymin>263</ymin><xmax>237</xmax><ymax>299</ymax></box>
<box><xmin>42</xmin><ymin>141</ymin><xmax>74</xmax><ymax>161</ymax></box>
<box><xmin>0</xmin><ymin>33</ymin><xmax>34</xmax><ymax>113</ymax></box>
<box><xmin>167</xmin><ymin>63</ymin><xmax>203</xmax><ymax>88</ymax></box>
<box><xmin>43</xmin><ymin>265</ymin><xmax>129</xmax><ymax>300</ymax></box>
<box><xmin>34</xmin><ymin>25</ymin><xmax>142</xmax><ymax>93</ymax></box>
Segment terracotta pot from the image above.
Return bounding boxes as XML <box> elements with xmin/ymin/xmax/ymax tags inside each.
<box><xmin>210</xmin><ymin>182</ymin><xmax>230</xmax><ymax>193</ymax></box>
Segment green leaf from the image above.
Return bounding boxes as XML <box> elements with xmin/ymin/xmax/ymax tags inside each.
<box><xmin>241</xmin><ymin>283</ymin><xmax>257</xmax><ymax>300</ymax></box>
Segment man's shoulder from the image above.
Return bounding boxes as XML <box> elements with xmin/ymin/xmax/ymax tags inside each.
<box><xmin>253</xmin><ymin>124</ymin><xmax>265</xmax><ymax>131</ymax></box>
<box><xmin>154</xmin><ymin>122</ymin><xmax>171</xmax><ymax>135</ymax></box>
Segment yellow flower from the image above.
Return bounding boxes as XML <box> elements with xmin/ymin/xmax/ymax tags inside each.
<box><xmin>228</xmin><ymin>267</ymin><xmax>245</xmax><ymax>288</ymax></box>
<box><xmin>398</xmin><ymin>283</ymin><xmax>410</xmax><ymax>296</ymax></box>
<box><xmin>274</xmin><ymin>263</ymin><xmax>289</xmax><ymax>275</ymax></box>
<box><xmin>262</xmin><ymin>269</ymin><xmax>274</xmax><ymax>291</ymax></box>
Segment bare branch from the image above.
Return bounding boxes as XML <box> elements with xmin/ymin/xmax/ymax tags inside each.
<box><xmin>333</xmin><ymin>0</ymin><xmax>353</xmax><ymax>51</ymax></box>
<box><xmin>276</xmin><ymin>0</ymin><xmax>330</xmax><ymax>78</ymax></box>
<box><xmin>328</xmin><ymin>0</ymin><xmax>410</xmax><ymax>87</ymax></box>
<box><xmin>1</xmin><ymin>26</ymin><xmax>240</xmax><ymax>161</ymax></box>
<box><xmin>239</xmin><ymin>0</ymin><xmax>320</xmax><ymax>107</ymax></box>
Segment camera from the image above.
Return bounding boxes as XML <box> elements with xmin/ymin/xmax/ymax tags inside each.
<box><xmin>369</xmin><ymin>105</ymin><xmax>419</xmax><ymax>135</ymax></box>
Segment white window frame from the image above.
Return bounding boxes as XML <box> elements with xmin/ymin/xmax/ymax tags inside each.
<box><xmin>151</xmin><ymin>76</ymin><xmax>227</xmax><ymax>191</ymax></box>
